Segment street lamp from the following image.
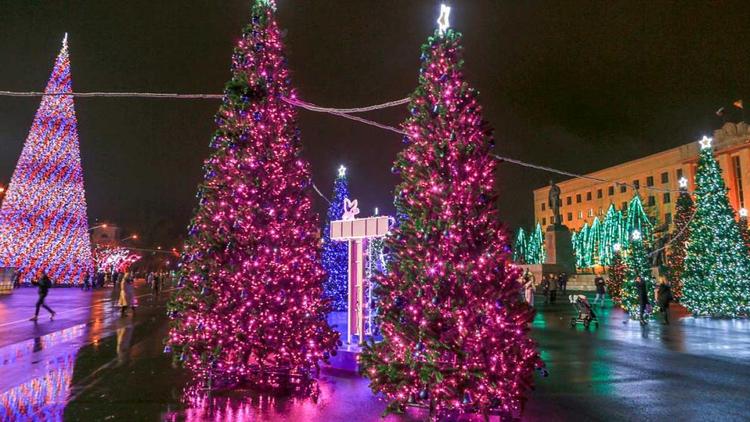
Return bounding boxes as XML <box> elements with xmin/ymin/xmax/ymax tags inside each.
<box><xmin>88</xmin><ymin>223</ymin><xmax>108</xmax><ymax>232</ymax></box>
<box><xmin>120</xmin><ymin>234</ymin><xmax>138</xmax><ymax>242</ymax></box>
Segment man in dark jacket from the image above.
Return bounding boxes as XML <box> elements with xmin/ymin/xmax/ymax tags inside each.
<box><xmin>657</xmin><ymin>277</ymin><xmax>673</xmax><ymax>324</ymax></box>
<box><xmin>594</xmin><ymin>275</ymin><xmax>606</xmax><ymax>306</ymax></box>
<box><xmin>560</xmin><ymin>272</ymin><xmax>568</xmax><ymax>294</ymax></box>
<box><xmin>30</xmin><ymin>272</ymin><xmax>55</xmax><ymax>321</ymax></box>
<box><xmin>635</xmin><ymin>275</ymin><xmax>649</xmax><ymax>325</ymax></box>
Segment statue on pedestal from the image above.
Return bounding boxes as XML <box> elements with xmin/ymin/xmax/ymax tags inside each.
<box><xmin>548</xmin><ymin>180</ymin><xmax>562</xmax><ymax>226</ymax></box>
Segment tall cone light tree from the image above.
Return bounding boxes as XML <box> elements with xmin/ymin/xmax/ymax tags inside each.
<box><xmin>0</xmin><ymin>34</ymin><xmax>94</xmax><ymax>285</ymax></box>
<box><xmin>166</xmin><ymin>0</ymin><xmax>339</xmax><ymax>388</ymax></box>
<box><xmin>359</xmin><ymin>5</ymin><xmax>543</xmax><ymax>418</ymax></box>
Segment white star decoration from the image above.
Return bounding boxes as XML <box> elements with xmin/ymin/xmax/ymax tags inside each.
<box><xmin>678</xmin><ymin>177</ymin><xmax>688</xmax><ymax>189</ymax></box>
<box><xmin>631</xmin><ymin>230</ymin><xmax>642</xmax><ymax>241</ymax></box>
<box><xmin>338</xmin><ymin>165</ymin><xmax>347</xmax><ymax>178</ymax></box>
<box><xmin>437</xmin><ymin>4</ymin><xmax>451</xmax><ymax>35</ymax></box>
<box><xmin>699</xmin><ymin>135</ymin><xmax>713</xmax><ymax>150</ymax></box>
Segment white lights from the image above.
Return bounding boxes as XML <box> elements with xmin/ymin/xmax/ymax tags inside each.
<box><xmin>740</xmin><ymin>208</ymin><xmax>748</xmax><ymax>218</ymax></box>
<box><xmin>374</xmin><ymin>207</ymin><xmax>379</xmax><ymax>216</ymax></box>
<box><xmin>342</xmin><ymin>198</ymin><xmax>360</xmax><ymax>221</ymax></box>
<box><xmin>631</xmin><ymin>230</ymin><xmax>642</xmax><ymax>241</ymax></box>
<box><xmin>678</xmin><ymin>177</ymin><xmax>688</xmax><ymax>189</ymax></box>
<box><xmin>699</xmin><ymin>135</ymin><xmax>713</xmax><ymax>150</ymax></box>
<box><xmin>338</xmin><ymin>165</ymin><xmax>347</xmax><ymax>178</ymax></box>
<box><xmin>613</xmin><ymin>243</ymin><xmax>622</xmax><ymax>252</ymax></box>
<box><xmin>437</xmin><ymin>4</ymin><xmax>451</xmax><ymax>35</ymax></box>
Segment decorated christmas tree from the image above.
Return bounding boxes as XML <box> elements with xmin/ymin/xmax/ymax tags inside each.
<box><xmin>0</xmin><ymin>34</ymin><xmax>94</xmax><ymax>285</ymax></box>
<box><xmin>512</xmin><ymin>227</ymin><xmax>527</xmax><ymax>264</ymax></box>
<box><xmin>683</xmin><ymin>137</ymin><xmax>750</xmax><ymax>317</ymax></box>
<box><xmin>666</xmin><ymin>178</ymin><xmax>694</xmax><ymax>301</ymax></box>
<box><xmin>621</xmin><ymin>231</ymin><xmax>654</xmax><ymax>319</ymax></box>
<box><xmin>165</xmin><ymin>0</ymin><xmax>338</xmax><ymax>388</ymax></box>
<box><xmin>321</xmin><ymin>165</ymin><xmax>350</xmax><ymax>311</ymax></box>
<box><xmin>359</xmin><ymin>6</ymin><xmax>542</xmax><ymax>418</ymax></box>
<box><xmin>526</xmin><ymin>223</ymin><xmax>545</xmax><ymax>264</ymax></box>
<box><xmin>606</xmin><ymin>247</ymin><xmax>626</xmax><ymax>303</ymax></box>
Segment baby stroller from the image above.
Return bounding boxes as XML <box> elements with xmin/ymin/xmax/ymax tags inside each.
<box><xmin>569</xmin><ymin>295</ymin><xmax>599</xmax><ymax>328</ymax></box>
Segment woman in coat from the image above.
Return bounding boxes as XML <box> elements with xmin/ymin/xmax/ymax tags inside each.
<box><xmin>118</xmin><ymin>272</ymin><xmax>136</xmax><ymax>316</ymax></box>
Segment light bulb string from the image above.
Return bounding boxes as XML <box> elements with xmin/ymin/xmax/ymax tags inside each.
<box><xmin>0</xmin><ymin>90</ymin><xmax>692</xmax><ymax>194</ymax></box>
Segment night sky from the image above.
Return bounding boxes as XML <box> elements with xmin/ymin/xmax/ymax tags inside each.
<box><xmin>1</xmin><ymin>1</ymin><xmax>748</xmax><ymax>249</ymax></box>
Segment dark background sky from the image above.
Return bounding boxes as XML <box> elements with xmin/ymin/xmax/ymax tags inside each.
<box><xmin>1</xmin><ymin>1</ymin><xmax>748</xmax><ymax>249</ymax></box>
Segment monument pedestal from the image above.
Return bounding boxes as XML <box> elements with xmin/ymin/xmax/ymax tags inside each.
<box><xmin>544</xmin><ymin>224</ymin><xmax>575</xmax><ymax>274</ymax></box>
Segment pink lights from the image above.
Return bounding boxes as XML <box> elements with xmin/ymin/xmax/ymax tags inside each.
<box><xmin>165</xmin><ymin>1</ymin><xmax>338</xmax><ymax>389</ymax></box>
<box><xmin>358</xmin><ymin>20</ymin><xmax>543</xmax><ymax>419</ymax></box>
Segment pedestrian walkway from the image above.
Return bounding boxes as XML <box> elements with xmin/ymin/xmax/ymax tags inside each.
<box><xmin>0</xmin><ymin>290</ymin><xmax>748</xmax><ymax>421</ymax></box>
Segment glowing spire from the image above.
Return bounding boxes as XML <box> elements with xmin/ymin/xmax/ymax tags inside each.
<box><xmin>678</xmin><ymin>176</ymin><xmax>688</xmax><ymax>189</ymax></box>
<box><xmin>437</xmin><ymin>4</ymin><xmax>451</xmax><ymax>35</ymax></box>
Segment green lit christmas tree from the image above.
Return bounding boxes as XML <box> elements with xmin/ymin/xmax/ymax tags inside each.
<box><xmin>621</xmin><ymin>230</ymin><xmax>654</xmax><ymax>319</ymax></box>
<box><xmin>513</xmin><ymin>227</ymin><xmax>527</xmax><ymax>264</ymax></box>
<box><xmin>683</xmin><ymin>136</ymin><xmax>750</xmax><ymax>317</ymax></box>
<box><xmin>606</xmin><ymin>247</ymin><xmax>626</xmax><ymax>303</ymax></box>
<box><xmin>666</xmin><ymin>178</ymin><xmax>694</xmax><ymax>301</ymax></box>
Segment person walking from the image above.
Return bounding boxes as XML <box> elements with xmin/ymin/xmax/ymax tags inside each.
<box><xmin>548</xmin><ymin>273</ymin><xmax>557</xmax><ymax>303</ymax></box>
<box><xmin>522</xmin><ymin>269</ymin><xmax>536</xmax><ymax>307</ymax></box>
<box><xmin>30</xmin><ymin>272</ymin><xmax>55</xmax><ymax>321</ymax></box>
<box><xmin>152</xmin><ymin>272</ymin><xmax>161</xmax><ymax>299</ymax></box>
<box><xmin>559</xmin><ymin>272</ymin><xmax>568</xmax><ymax>294</ymax></box>
<box><xmin>635</xmin><ymin>275</ymin><xmax>649</xmax><ymax>325</ymax></box>
<box><xmin>657</xmin><ymin>276</ymin><xmax>673</xmax><ymax>324</ymax></box>
<box><xmin>118</xmin><ymin>272</ymin><xmax>136</xmax><ymax>316</ymax></box>
<box><xmin>82</xmin><ymin>271</ymin><xmax>91</xmax><ymax>291</ymax></box>
<box><xmin>593</xmin><ymin>274</ymin><xmax>606</xmax><ymax>306</ymax></box>
<box><xmin>541</xmin><ymin>275</ymin><xmax>551</xmax><ymax>304</ymax></box>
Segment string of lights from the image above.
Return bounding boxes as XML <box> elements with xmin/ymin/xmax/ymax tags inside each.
<box><xmin>0</xmin><ymin>89</ymin><xmax>694</xmax><ymax>194</ymax></box>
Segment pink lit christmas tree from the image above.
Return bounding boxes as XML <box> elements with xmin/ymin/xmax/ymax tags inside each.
<box><xmin>359</xmin><ymin>6</ymin><xmax>543</xmax><ymax>418</ymax></box>
<box><xmin>0</xmin><ymin>34</ymin><xmax>94</xmax><ymax>285</ymax></box>
<box><xmin>166</xmin><ymin>0</ymin><xmax>338</xmax><ymax>388</ymax></box>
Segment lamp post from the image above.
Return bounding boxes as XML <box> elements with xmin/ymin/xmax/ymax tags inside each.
<box><xmin>88</xmin><ymin>223</ymin><xmax>108</xmax><ymax>232</ymax></box>
<box><xmin>119</xmin><ymin>234</ymin><xmax>138</xmax><ymax>243</ymax></box>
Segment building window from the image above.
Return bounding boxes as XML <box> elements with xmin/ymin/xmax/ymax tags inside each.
<box><xmin>567</xmin><ymin>212</ymin><xmax>573</xmax><ymax>221</ymax></box>
<box><xmin>665</xmin><ymin>213</ymin><xmax>672</xmax><ymax>224</ymax></box>
<box><xmin>542</xmin><ymin>217</ymin><xmax>546</xmax><ymax>226</ymax></box>
<box><xmin>576</xmin><ymin>194</ymin><xmax>582</xmax><ymax>203</ymax></box>
<box><xmin>633</xmin><ymin>180</ymin><xmax>640</xmax><ymax>189</ymax></box>
<box><xmin>566</xmin><ymin>196</ymin><xmax>572</xmax><ymax>205</ymax></box>
<box><xmin>661</xmin><ymin>172</ymin><xmax>669</xmax><ymax>184</ymax></box>
<box><xmin>588</xmin><ymin>209</ymin><xmax>593</xmax><ymax>217</ymax></box>
<box><xmin>646</xmin><ymin>176</ymin><xmax>654</xmax><ymax>187</ymax></box>
<box><xmin>663</xmin><ymin>192</ymin><xmax>671</xmax><ymax>204</ymax></box>
<box><xmin>621</xmin><ymin>201</ymin><xmax>627</xmax><ymax>210</ymax></box>
<box><xmin>620</xmin><ymin>184</ymin><xmax>627</xmax><ymax>193</ymax></box>
<box><xmin>541</xmin><ymin>202</ymin><xmax>546</xmax><ymax>211</ymax></box>
<box><xmin>597</xmin><ymin>189</ymin><xmax>603</xmax><ymax>199</ymax></box>
<box><xmin>676</xmin><ymin>168</ymin><xmax>683</xmax><ymax>180</ymax></box>
<box><xmin>585</xmin><ymin>192</ymin><xmax>591</xmax><ymax>201</ymax></box>
<box><xmin>608</xmin><ymin>186</ymin><xmax>614</xmax><ymax>196</ymax></box>
<box><xmin>598</xmin><ymin>207</ymin><xmax>603</xmax><ymax>215</ymax></box>
<box><xmin>648</xmin><ymin>196</ymin><xmax>656</xmax><ymax>206</ymax></box>
<box><xmin>733</xmin><ymin>156</ymin><xmax>745</xmax><ymax>208</ymax></box>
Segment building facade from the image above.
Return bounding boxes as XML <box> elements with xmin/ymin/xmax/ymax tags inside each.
<box><xmin>533</xmin><ymin>122</ymin><xmax>750</xmax><ymax>232</ymax></box>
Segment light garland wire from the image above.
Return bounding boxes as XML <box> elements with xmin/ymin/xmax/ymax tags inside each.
<box><xmin>0</xmin><ymin>91</ymin><xmax>693</xmax><ymax>194</ymax></box>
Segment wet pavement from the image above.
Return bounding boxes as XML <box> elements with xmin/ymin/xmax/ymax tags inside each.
<box><xmin>0</xmin><ymin>287</ymin><xmax>748</xmax><ymax>421</ymax></box>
